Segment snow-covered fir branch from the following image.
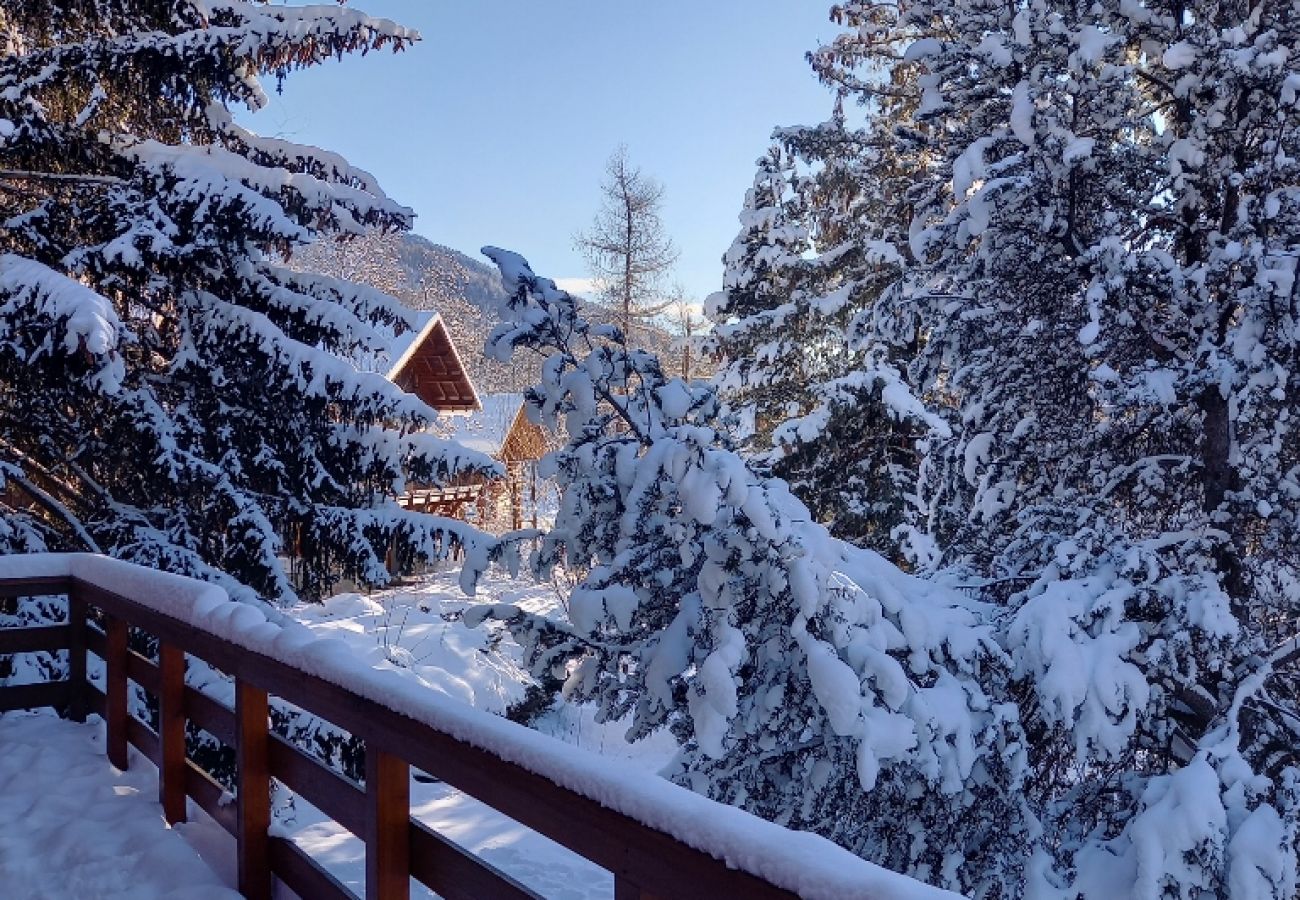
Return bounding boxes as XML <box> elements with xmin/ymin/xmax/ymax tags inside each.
<box><xmin>0</xmin><ymin>2</ymin><xmax>494</xmax><ymax>601</ymax></box>
<box><xmin>470</xmin><ymin>248</ymin><xmax>1020</xmax><ymax>893</ymax></box>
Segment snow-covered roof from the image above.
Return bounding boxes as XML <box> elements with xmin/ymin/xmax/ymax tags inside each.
<box><xmin>382</xmin><ymin>311</ymin><xmax>479</xmax><ymax>414</ymax></box>
<box><xmin>443</xmin><ymin>393</ymin><xmax>526</xmax><ymax>456</ymax></box>
<box><xmin>383</xmin><ymin>310</ymin><xmax>433</xmax><ymax>377</ymax></box>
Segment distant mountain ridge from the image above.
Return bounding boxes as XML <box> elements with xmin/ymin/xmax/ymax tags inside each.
<box><xmin>289</xmin><ymin>231</ymin><xmax>693</xmax><ymax>396</ymax></box>
<box><xmin>390</xmin><ymin>234</ymin><xmax>507</xmax><ymax>313</ymax></box>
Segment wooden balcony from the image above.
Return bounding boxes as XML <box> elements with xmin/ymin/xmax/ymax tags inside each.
<box><xmin>0</xmin><ymin>555</ymin><xmax>927</xmax><ymax>900</ymax></box>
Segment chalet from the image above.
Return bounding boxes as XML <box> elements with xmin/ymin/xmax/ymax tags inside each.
<box><xmin>443</xmin><ymin>393</ymin><xmax>548</xmax><ymax>530</ymax></box>
<box><xmin>383</xmin><ymin>313</ymin><xmax>545</xmax><ymax>530</ymax></box>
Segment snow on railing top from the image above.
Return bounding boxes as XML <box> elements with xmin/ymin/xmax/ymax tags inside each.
<box><xmin>0</xmin><ymin>553</ymin><xmax>959</xmax><ymax>900</ymax></box>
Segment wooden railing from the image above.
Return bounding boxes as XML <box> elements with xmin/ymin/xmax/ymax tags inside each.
<box><xmin>0</xmin><ymin>566</ymin><xmax>840</xmax><ymax>900</ymax></box>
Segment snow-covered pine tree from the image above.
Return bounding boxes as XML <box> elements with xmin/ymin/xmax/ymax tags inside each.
<box><xmin>470</xmin><ymin>248</ymin><xmax>1024</xmax><ymax>895</ymax></box>
<box><xmin>815</xmin><ymin>0</ymin><xmax>1300</xmax><ymax>894</ymax></box>
<box><xmin>707</xmin><ymin>129</ymin><xmax>937</xmax><ymax>557</ymax></box>
<box><xmin>704</xmin><ymin>145</ymin><xmax>812</xmax><ymax>446</ymax></box>
<box><xmin>776</xmin><ymin>117</ymin><xmax>939</xmax><ymax>560</ymax></box>
<box><xmin>0</xmin><ymin>2</ymin><xmax>497</xmax><ymax>601</ymax></box>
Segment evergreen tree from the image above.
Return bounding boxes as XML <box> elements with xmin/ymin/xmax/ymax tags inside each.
<box><xmin>704</xmin><ymin>145</ymin><xmax>812</xmax><ymax>445</ymax></box>
<box><xmin>471</xmin><ymin>248</ymin><xmax>1020</xmax><ymax>896</ymax></box>
<box><xmin>813</xmin><ymin>0</ymin><xmax>1300</xmax><ymax>893</ymax></box>
<box><xmin>707</xmin><ymin>132</ymin><xmax>936</xmax><ymax>557</ymax></box>
<box><xmin>0</xmin><ymin>1</ymin><xmax>497</xmax><ymax>601</ymax></box>
<box><xmin>775</xmin><ymin>118</ymin><xmax>938</xmax><ymax>560</ymax></box>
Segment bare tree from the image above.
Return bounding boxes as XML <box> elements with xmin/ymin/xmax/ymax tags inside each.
<box><xmin>666</xmin><ymin>282</ymin><xmax>710</xmax><ymax>381</ymax></box>
<box><xmin>574</xmin><ymin>146</ymin><xmax>679</xmax><ymax>340</ymax></box>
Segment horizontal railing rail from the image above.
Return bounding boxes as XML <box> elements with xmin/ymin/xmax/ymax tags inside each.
<box><xmin>0</xmin><ymin>557</ymin><xmax>936</xmax><ymax>900</ymax></box>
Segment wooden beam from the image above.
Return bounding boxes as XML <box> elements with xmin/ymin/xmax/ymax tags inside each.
<box><xmin>236</xmin><ymin>680</ymin><xmax>273</xmax><ymax>900</ymax></box>
<box><xmin>67</xmin><ymin>592</ymin><xmax>87</xmax><ymax>722</ymax></box>
<box><xmin>409</xmin><ymin>821</ymin><xmax>541</xmax><ymax>900</ymax></box>
<box><xmin>0</xmin><ymin>623</ymin><xmax>70</xmax><ymax>653</ymax></box>
<box><xmin>104</xmin><ymin>615</ymin><xmax>129</xmax><ymax>770</ymax></box>
<box><xmin>186</xmin><ymin>759</ymin><xmax>237</xmax><ymax>836</ymax></box>
<box><xmin>270</xmin><ymin>734</ymin><xmax>364</xmax><ymax>834</ymax></box>
<box><xmin>0</xmin><ymin>680</ymin><xmax>71</xmax><ymax>712</ymax></box>
<box><xmin>0</xmin><ymin>575</ymin><xmax>72</xmax><ymax>598</ymax></box>
<box><xmin>365</xmin><ymin>746</ymin><xmax>410</xmax><ymax>900</ymax></box>
<box><xmin>615</xmin><ymin>879</ymin><xmax>665</xmax><ymax>900</ymax></box>
<box><xmin>269</xmin><ymin>837</ymin><xmax>355</xmax><ymax>900</ymax></box>
<box><xmin>158</xmin><ymin>643</ymin><xmax>187</xmax><ymax>824</ymax></box>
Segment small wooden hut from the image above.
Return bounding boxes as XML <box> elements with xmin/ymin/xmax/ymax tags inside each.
<box><xmin>445</xmin><ymin>393</ymin><xmax>548</xmax><ymax>531</ymax></box>
<box><xmin>386</xmin><ymin>313</ymin><xmax>485</xmax><ymax>518</ymax></box>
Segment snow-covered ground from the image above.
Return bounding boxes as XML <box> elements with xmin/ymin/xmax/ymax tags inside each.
<box><xmin>0</xmin><ymin>713</ymin><xmax>238</xmax><ymax>900</ymax></box>
<box><xmin>279</xmin><ymin>564</ymin><xmax>678</xmax><ymax>897</ymax></box>
<box><xmin>288</xmin><ymin>566</ymin><xmax>672</xmax><ymax>754</ymax></box>
<box><xmin>289</xmin><ymin>564</ymin><xmax>554</xmax><ymax>715</ymax></box>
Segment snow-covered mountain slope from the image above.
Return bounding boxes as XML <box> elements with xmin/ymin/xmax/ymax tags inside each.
<box><xmin>288</xmin><ymin>232</ymin><xmax>695</xmax><ymax>394</ymax></box>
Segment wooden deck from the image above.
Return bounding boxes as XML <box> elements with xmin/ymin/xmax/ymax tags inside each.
<box><xmin>0</xmin><ymin>569</ymin><xmax>809</xmax><ymax>900</ymax></box>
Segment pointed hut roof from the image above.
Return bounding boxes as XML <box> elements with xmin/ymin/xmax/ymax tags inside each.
<box><xmin>443</xmin><ymin>393</ymin><xmax>547</xmax><ymax>462</ymax></box>
<box><xmin>385</xmin><ymin>312</ymin><xmax>479</xmax><ymax>414</ymax></box>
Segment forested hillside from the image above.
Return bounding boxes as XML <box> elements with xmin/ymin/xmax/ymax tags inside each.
<box><xmin>290</xmin><ymin>231</ymin><xmax>700</xmax><ymax>392</ymax></box>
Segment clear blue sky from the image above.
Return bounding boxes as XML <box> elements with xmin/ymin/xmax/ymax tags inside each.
<box><xmin>244</xmin><ymin>1</ymin><xmax>839</xmax><ymax>301</ymax></box>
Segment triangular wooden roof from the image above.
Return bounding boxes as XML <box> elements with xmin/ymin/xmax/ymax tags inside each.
<box><xmin>386</xmin><ymin>314</ymin><xmax>479</xmax><ymax>414</ymax></box>
<box><xmin>444</xmin><ymin>393</ymin><xmax>547</xmax><ymax>461</ymax></box>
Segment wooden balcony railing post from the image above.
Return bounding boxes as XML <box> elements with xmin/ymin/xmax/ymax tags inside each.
<box><xmin>366</xmin><ymin>745</ymin><xmax>410</xmax><ymax>900</ymax></box>
<box><xmin>236</xmin><ymin>679</ymin><xmax>272</xmax><ymax>900</ymax></box>
<box><xmin>104</xmin><ymin>615</ymin><xmax>128</xmax><ymax>770</ymax></box>
<box><xmin>158</xmin><ymin>642</ymin><xmax>186</xmax><ymax>824</ymax></box>
<box><xmin>66</xmin><ymin>589</ymin><xmax>87</xmax><ymax>723</ymax></box>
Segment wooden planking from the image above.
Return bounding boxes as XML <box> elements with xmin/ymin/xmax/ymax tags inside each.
<box><xmin>269</xmin><ymin>734</ymin><xmax>365</xmax><ymax>834</ymax></box>
<box><xmin>409</xmin><ymin>821</ymin><xmax>542</xmax><ymax>900</ymax></box>
<box><xmin>0</xmin><ymin>680</ymin><xmax>70</xmax><ymax>712</ymax></box>
<box><xmin>269</xmin><ymin>836</ymin><xmax>356</xmax><ymax>900</ymax></box>
<box><xmin>236</xmin><ymin>680</ymin><xmax>272</xmax><ymax>900</ymax></box>
<box><xmin>0</xmin><ymin>575</ymin><xmax>71</xmax><ymax>598</ymax></box>
<box><xmin>0</xmin><ymin>623</ymin><xmax>70</xmax><ymax>654</ymax></box>
<box><xmin>365</xmin><ymin>747</ymin><xmax>410</xmax><ymax>900</ymax></box>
